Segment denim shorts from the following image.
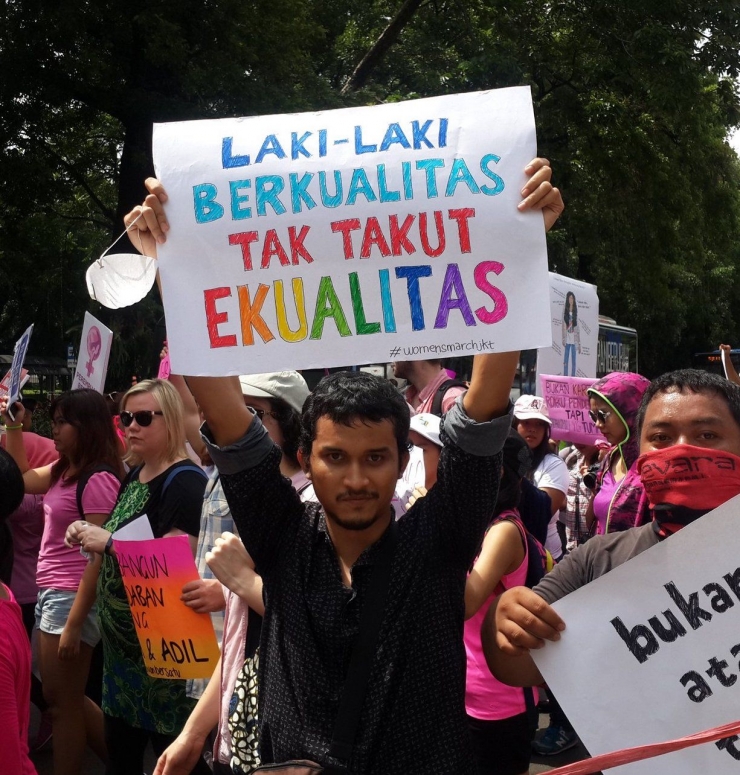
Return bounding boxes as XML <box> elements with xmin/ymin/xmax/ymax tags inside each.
<box><xmin>35</xmin><ymin>587</ymin><xmax>101</xmax><ymax>647</ymax></box>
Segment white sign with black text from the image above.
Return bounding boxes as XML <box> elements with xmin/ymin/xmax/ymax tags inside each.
<box><xmin>532</xmin><ymin>495</ymin><xmax>740</xmax><ymax>774</ymax></box>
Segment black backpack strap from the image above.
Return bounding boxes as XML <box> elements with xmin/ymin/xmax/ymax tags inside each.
<box><xmin>76</xmin><ymin>465</ymin><xmax>121</xmax><ymax>519</ymax></box>
<box><xmin>160</xmin><ymin>463</ymin><xmax>208</xmax><ymax>498</ymax></box>
<box><xmin>429</xmin><ymin>378</ymin><xmax>468</xmax><ymax>417</ymax></box>
<box><xmin>327</xmin><ymin>519</ymin><xmax>398</xmax><ymax>769</ymax></box>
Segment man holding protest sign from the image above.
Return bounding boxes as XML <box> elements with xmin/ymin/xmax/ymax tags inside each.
<box><xmin>484</xmin><ymin>369</ymin><xmax>740</xmax><ymax>686</ymax></box>
<box><xmin>124</xmin><ymin>158</ymin><xmax>561</xmax><ymax>774</ymax></box>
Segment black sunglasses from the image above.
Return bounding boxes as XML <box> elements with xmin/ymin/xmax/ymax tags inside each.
<box><xmin>246</xmin><ymin>406</ymin><xmax>281</xmax><ymax>420</ymax></box>
<box><xmin>119</xmin><ymin>410</ymin><xmax>163</xmax><ymax>428</ymax></box>
<box><xmin>588</xmin><ymin>409</ymin><xmax>612</xmax><ymax>424</ymax></box>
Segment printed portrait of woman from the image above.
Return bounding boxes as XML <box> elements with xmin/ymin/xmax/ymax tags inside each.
<box><xmin>562</xmin><ymin>291</ymin><xmax>580</xmax><ymax>376</ymax></box>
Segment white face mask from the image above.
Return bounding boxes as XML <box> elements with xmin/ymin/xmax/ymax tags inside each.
<box><xmin>86</xmin><ymin>213</ymin><xmax>157</xmax><ymax>309</ymax></box>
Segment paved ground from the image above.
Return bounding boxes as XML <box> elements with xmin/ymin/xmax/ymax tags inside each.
<box><xmin>31</xmin><ymin>709</ymin><xmax>591</xmax><ymax>774</ymax></box>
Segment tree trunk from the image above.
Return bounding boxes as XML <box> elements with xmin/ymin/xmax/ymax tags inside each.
<box><xmin>341</xmin><ymin>0</ymin><xmax>425</xmax><ymax>95</ymax></box>
<box><xmin>115</xmin><ymin>118</ymin><xmax>156</xmax><ymax>244</ymax></box>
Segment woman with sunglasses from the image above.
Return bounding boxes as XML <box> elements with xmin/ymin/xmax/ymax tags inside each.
<box><xmin>586</xmin><ymin>372</ymin><xmax>651</xmax><ymax>534</ymax></box>
<box><xmin>0</xmin><ymin>390</ymin><xmax>123</xmax><ymax>775</ymax></box>
<box><xmin>66</xmin><ymin>379</ymin><xmax>208</xmax><ymax>775</ymax></box>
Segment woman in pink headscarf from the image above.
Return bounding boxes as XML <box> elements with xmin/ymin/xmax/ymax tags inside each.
<box><xmin>586</xmin><ymin>372</ymin><xmax>651</xmax><ymax>534</ymax></box>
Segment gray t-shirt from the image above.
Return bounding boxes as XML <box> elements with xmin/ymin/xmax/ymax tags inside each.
<box><xmin>534</xmin><ymin>523</ymin><xmax>660</xmax><ymax>604</ymax></box>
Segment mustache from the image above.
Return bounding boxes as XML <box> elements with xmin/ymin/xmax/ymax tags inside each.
<box><xmin>337</xmin><ymin>491</ymin><xmax>379</xmax><ymax>501</ymax></box>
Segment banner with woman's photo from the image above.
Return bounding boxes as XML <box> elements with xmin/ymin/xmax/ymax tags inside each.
<box><xmin>536</xmin><ymin>273</ymin><xmax>599</xmax><ymax>387</ymax></box>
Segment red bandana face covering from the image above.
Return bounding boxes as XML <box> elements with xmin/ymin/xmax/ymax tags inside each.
<box><xmin>637</xmin><ymin>444</ymin><xmax>740</xmax><ymax>538</ymax></box>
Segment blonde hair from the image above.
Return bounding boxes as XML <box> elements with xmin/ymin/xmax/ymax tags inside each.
<box><xmin>121</xmin><ymin>379</ymin><xmax>188</xmax><ymax>466</ymax></box>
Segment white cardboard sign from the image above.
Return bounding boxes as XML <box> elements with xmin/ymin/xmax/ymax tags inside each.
<box><xmin>71</xmin><ymin>312</ymin><xmax>113</xmax><ymax>393</ymax></box>
<box><xmin>152</xmin><ymin>87</ymin><xmax>551</xmax><ymax>375</ymax></box>
<box><xmin>0</xmin><ymin>368</ymin><xmax>29</xmax><ymax>399</ymax></box>
<box><xmin>532</xmin><ymin>494</ymin><xmax>740</xmax><ymax>774</ymax></box>
<box><xmin>536</xmin><ymin>272</ymin><xmax>599</xmax><ymax>385</ymax></box>
<box><xmin>8</xmin><ymin>324</ymin><xmax>33</xmax><ymax>410</ymax></box>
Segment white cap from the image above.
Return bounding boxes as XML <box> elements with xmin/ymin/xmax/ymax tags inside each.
<box><xmin>238</xmin><ymin>371</ymin><xmax>309</xmax><ymax>414</ymax></box>
<box><xmin>409</xmin><ymin>412</ymin><xmax>442</xmax><ymax>447</ymax></box>
<box><xmin>513</xmin><ymin>394</ymin><xmax>551</xmax><ymax>425</ymax></box>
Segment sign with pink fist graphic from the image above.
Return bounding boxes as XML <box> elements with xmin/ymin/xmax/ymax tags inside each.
<box><xmin>72</xmin><ymin>312</ymin><xmax>113</xmax><ymax>393</ymax></box>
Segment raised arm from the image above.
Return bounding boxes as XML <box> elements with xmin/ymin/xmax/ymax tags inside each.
<box><xmin>0</xmin><ymin>401</ymin><xmax>52</xmax><ymax>493</ymax></box>
<box><xmin>720</xmin><ymin>344</ymin><xmax>740</xmax><ymax>386</ymax></box>
<box><xmin>167</xmin><ymin>371</ymin><xmax>209</xmax><ymax>463</ymax></box>
<box><xmin>463</xmin><ymin>351</ymin><xmax>520</xmax><ymax>422</ymax></box>
<box><xmin>124</xmin><ymin>177</ymin><xmax>169</xmax><ymax>258</ymax></box>
<box><xmin>461</xmin><ymin>157</ymin><xmax>563</xmax><ymax>421</ymax></box>
<box><xmin>123</xmin><ymin>180</ymin><xmax>254</xmax><ymax>447</ymax></box>
<box><xmin>518</xmin><ymin>157</ymin><xmax>563</xmax><ymax>232</ymax></box>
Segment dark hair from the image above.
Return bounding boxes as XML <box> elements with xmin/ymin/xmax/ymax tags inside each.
<box><xmin>563</xmin><ymin>291</ymin><xmax>577</xmax><ymax>328</ymax></box>
<box><xmin>0</xmin><ymin>448</ymin><xmax>25</xmax><ymax>585</ymax></box>
<box><xmin>495</xmin><ymin>464</ymin><xmax>522</xmax><ymax>514</ymax></box>
<box><xmin>49</xmin><ymin>389</ymin><xmax>124</xmax><ymax>483</ymax></box>
<box><xmin>299</xmin><ymin>371</ymin><xmax>410</xmax><ymax>459</ymax></box>
<box><xmin>496</xmin><ymin>432</ymin><xmax>533</xmax><ymax>514</ymax></box>
<box><xmin>267</xmin><ymin>396</ymin><xmax>302</xmax><ymax>467</ymax></box>
<box><xmin>636</xmin><ymin>369</ymin><xmax>740</xmax><ymax>439</ymax></box>
<box><xmin>512</xmin><ymin>415</ymin><xmax>552</xmax><ymax>472</ymax></box>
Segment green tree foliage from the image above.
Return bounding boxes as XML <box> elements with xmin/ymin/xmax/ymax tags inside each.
<box><xmin>335</xmin><ymin>0</ymin><xmax>740</xmax><ymax>375</ymax></box>
<box><xmin>0</xmin><ymin>0</ymin><xmax>333</xmax><ymax>384</ymax></box>
<box><xmin>1</xmin><ymin>0</ymin><xmax>739</xmax><ymax>379</ymax></box>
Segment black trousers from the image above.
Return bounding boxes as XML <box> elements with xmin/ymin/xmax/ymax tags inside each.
<box><xmin>104</xmin><ymin>713</ymin><xmax>213</xmax><ymax>775</ymax></box>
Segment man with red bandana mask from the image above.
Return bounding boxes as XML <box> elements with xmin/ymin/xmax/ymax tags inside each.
<box><xmin>482</xmin><ymin>369</ymin><xmax>740</xmax><ymax>688</ymax></box>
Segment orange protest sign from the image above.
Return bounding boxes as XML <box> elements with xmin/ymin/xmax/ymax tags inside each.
<box><xmin>115</xmin><ymin>535</ymin><xmax>220</xmax><ymax>680</ymax></box>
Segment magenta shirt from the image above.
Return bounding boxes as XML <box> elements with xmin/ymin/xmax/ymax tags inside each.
<box><xmin>593</xmin><ymin>470</ymin><xmax>620</xmax><ymax>535</ymax></box>
<box><xmin>0</xmin><ymin>585</ymin><xmax>37</xmax><ymax>775</ymax></box>
<box><xmin>36</xmin><ymin>472</ymin><xmax>120</xmax><ymax>591</ymax></box>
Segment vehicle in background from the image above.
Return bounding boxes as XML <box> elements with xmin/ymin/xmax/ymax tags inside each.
<box><xmin>692</xmin><ymin>348</ymin><xmax>740</xmax><ymax>376</ymax></box>
<box><xmin>596</xmin><ymin>317</ymin><xmax>638</xmax><ymax>377</ymax></box>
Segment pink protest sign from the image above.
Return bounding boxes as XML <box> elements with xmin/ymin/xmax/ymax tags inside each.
<box><xmin>115</xmin><ymin>534</ymin><xmax>220</xmax><ymax>680</ymax></box>
<box><xmin>157</xmin><ymin>353</ymin><xmax>171</xmax><ymax>380</ymax></box>
<box><xmin>540</xmin><ymin>374</ymin><xmax>607</xmax><ymax>445</ymax></box>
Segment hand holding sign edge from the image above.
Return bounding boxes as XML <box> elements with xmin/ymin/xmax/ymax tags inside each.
<box><xmin>480</xmin><ymin>587</ymin><xmax>565</xmax><ymax>688</ymax></box>
<box><xmin>124</xmin><ymin>177</ymin><xmax>169</xmax><ymax>257</ymax></box>
<box><xmin>518</xmin><ymin>158</ymin><xmax>564</xmax><ymax>233</ymax></box>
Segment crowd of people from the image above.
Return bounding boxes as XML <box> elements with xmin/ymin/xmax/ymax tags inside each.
<box><xmin>2</xmin><ymin>158</ymin><xmax>739</xmax><ymax>775</ymax></box>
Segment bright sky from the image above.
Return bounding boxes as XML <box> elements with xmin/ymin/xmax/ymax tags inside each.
<box><xmin>729</xmin><ymin>128</ymin><xmax>740</xmax><ymax>155</ymax></box>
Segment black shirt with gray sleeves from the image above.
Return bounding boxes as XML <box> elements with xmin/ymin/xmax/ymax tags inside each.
<box><xmin>204</xmin><ymin>397</ymin><xmax>511</xmax><ymax>774</ymax></box>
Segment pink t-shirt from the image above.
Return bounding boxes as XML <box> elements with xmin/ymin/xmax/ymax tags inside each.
<box><xmin>593</xmin><ymin>470</ymin><xmax>619</xmax><ymax>535</ymax></box>
<box><xmin>0</xmin><ymin>585</ymin><xmax>36</xmax><ymax>775</ymax></box>
<box><xmin>464</xmin><ymin>516</ymin><xmax>529</xmax><ymax>721</ymax></box>
<box><xmin>404</xmin><ymin>369</ymin><xmax>467</xmax><ymax>416</ymax></box>
<box><xmin>36</xmin><ymin>471</ymin><xmax>120</xmax><ymax>591</ymax></box>
<box><xmin>8</xmin><ymin>494</ymin><xmax>45</xmax><ymax>605</ymax></box>
<box><xmin>1</xmin><ymin>431</ymin><xmax>58</xmax><ymax>468</ymax></box>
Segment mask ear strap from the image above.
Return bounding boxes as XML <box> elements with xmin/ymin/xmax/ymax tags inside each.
<box><xmin>97</xmin><ymin>212</ymin><xmax>152</xmax><ymax>266</ymax></box>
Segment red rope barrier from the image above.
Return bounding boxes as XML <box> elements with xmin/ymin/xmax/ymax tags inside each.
<box><xmin>545</xmin><ymin>719</ymin><xmax>740</xmax><ymax>775</ymax></box>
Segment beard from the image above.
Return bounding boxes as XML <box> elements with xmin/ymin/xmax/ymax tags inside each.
<box><xmin>392</xmin><ymin>361</ymin><xmax>413</xmax><ymax>380</ymax></box>
<box><xmin>324</xmin><ymin>497</ymin><xmax>391</xmax><ymax>532</ymax></box>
